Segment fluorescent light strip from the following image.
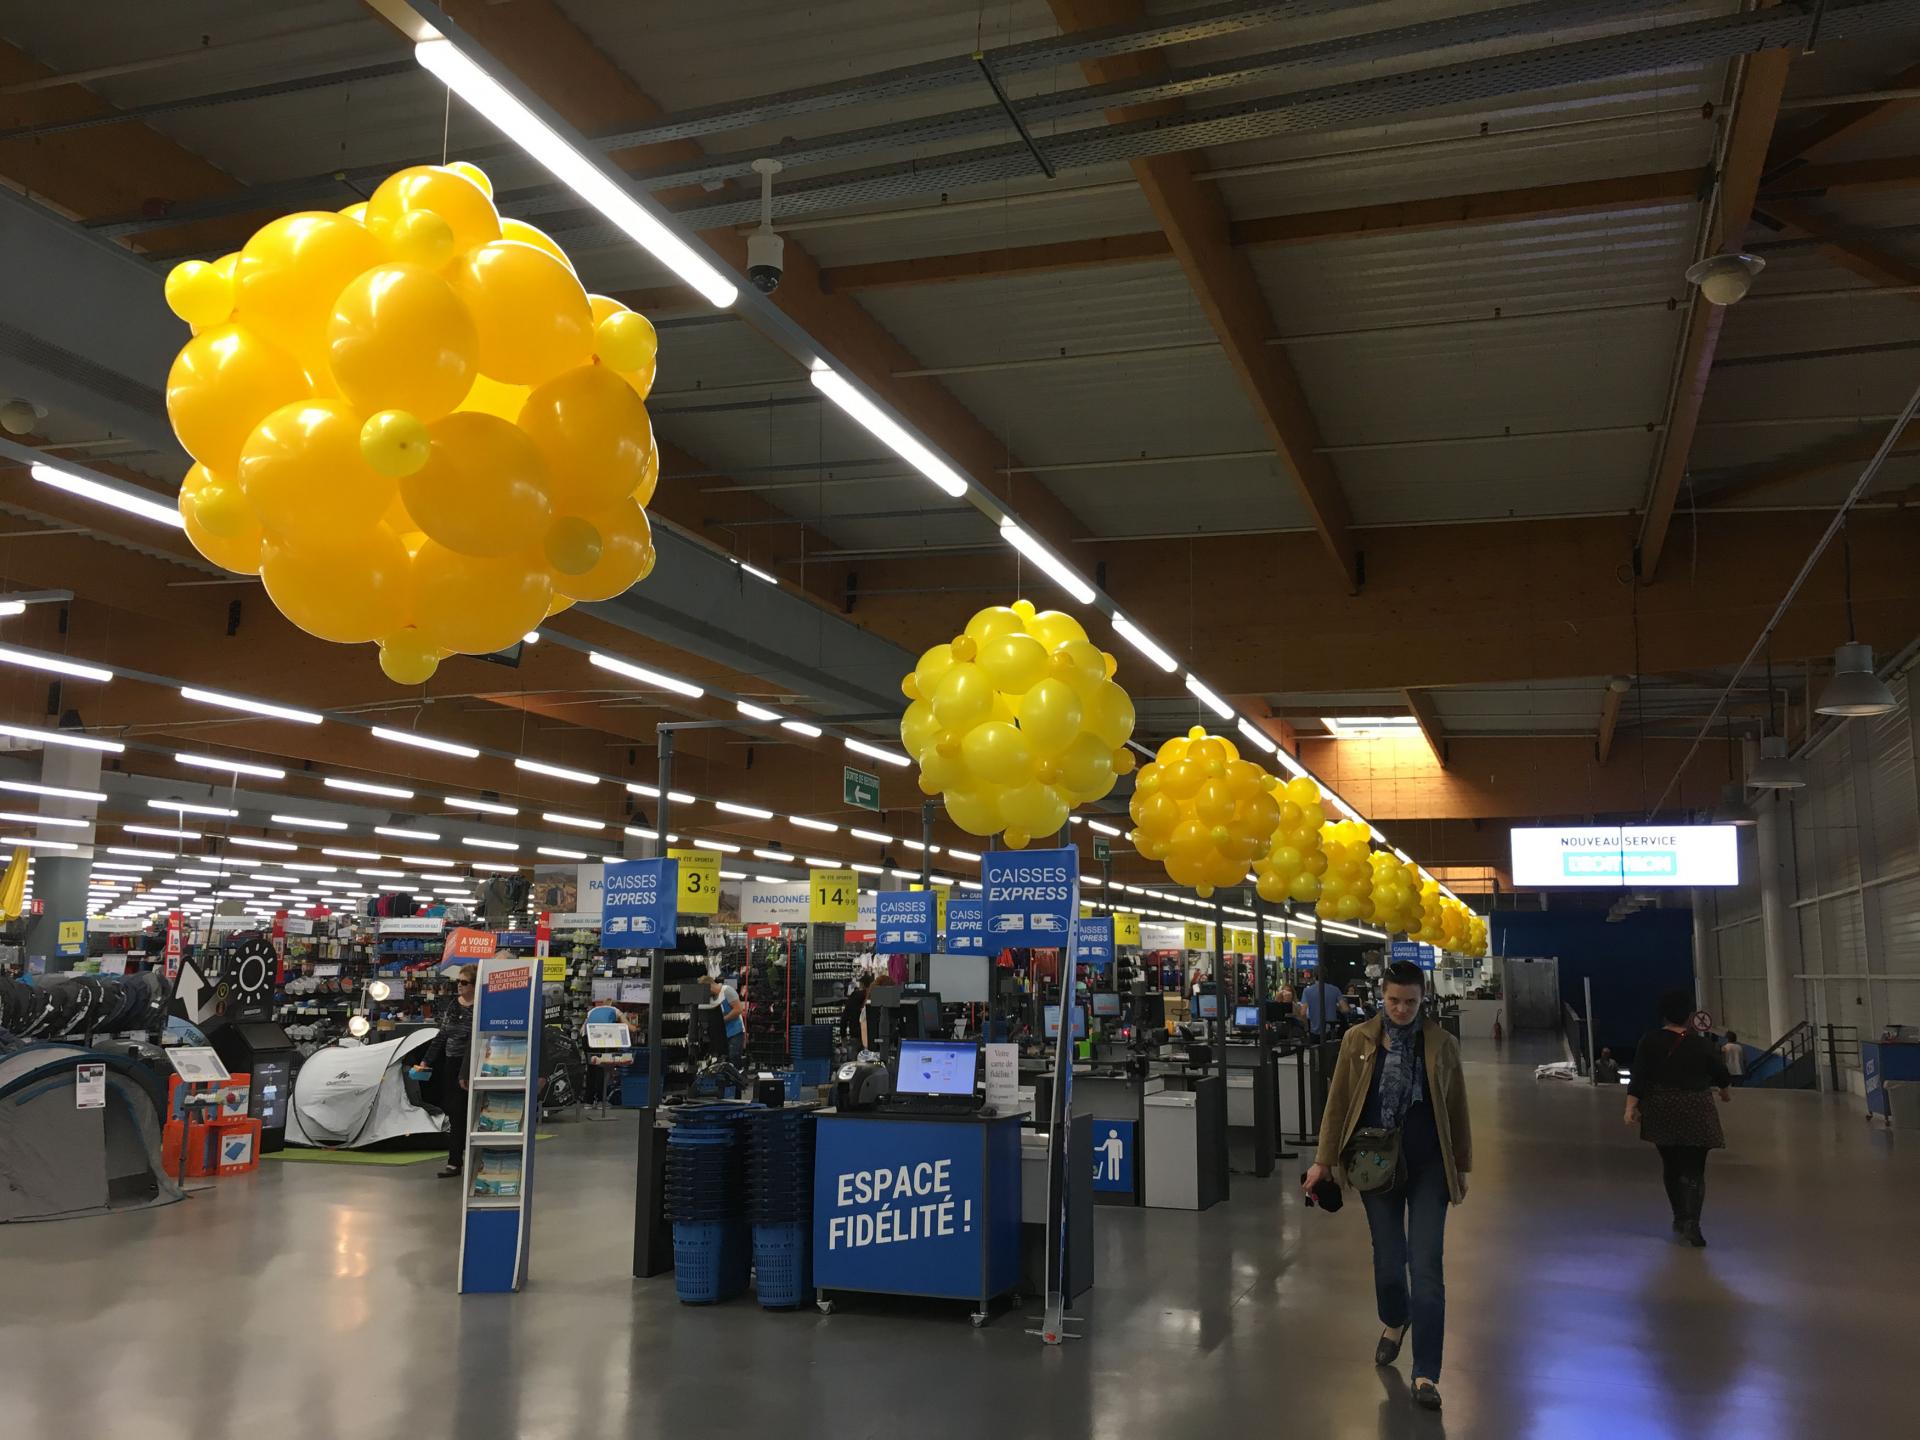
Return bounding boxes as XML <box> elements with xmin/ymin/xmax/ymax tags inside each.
<box><xmin>1087</xmin><ymin>821</ymin><xmax>1121</xmax><ymax>837</ymax></box>
<box><xmin>1235</xmin><ymin>718</ymin><xmax>1278</xmax><ymax>755</ymax></box>
<box><xmin>282</xmin><ymin>863</ymin><xmax>336</xmax><ymax>874</ymax></box>
<box><xmin>0</xmin><ymin>835</ymin><xmax>77</xmax><ymax>849</ymax></box>
<box><xmin>465</xmin><ymin>837</ymin><xmax>519</xmax><ymax>852</ymax></box>
<box><xmin>415</xmin><ymin>37</ymin><xmax>736</xmax><ymax>307</ymax></box>
<box><xmin>514</xmin><ymin>757</ymin><xmax>599</xmax><ymax>786</ymax></box>
<box><xmin>0</xmin><ymin>642</ymin><xmax>112</xmax><ymax>683</ymax></box>
<box><xmin>1182</xmin><ymin>673</ymin><xmax>1233</xmax><ymax>720</ymax></box>
<box><xmin>752</xmin><ymin>848</ymin><xmax>794</xmax><ymax>862</ymax></box>
<box><xmin>122</xmin><ymin>823</ymin><xmax>196</xmax><ymax>839</ymax></box>
<box><xmin>272</xmin><ymin>813</ymin><xmax>348</xmax><ymax>831</ymax></box>
<box><xmin>806</xmin><ymin>856</ymin><xmax>846</xmax><ymax>869</ymax></box>
<box><xmin>998</xmin><ymin>518</ymin><xmax>1096</xmax><ymax>605</ymax></box>
<box><xmin>151</xmin><ymin>800</ymin><xmax>238</xmax><ymax>818</ymax></box>
<box><xmin>177</xmin><ymin>686</ymin><xmax>323</xmax><ymax>725</ymax></box>
<box><xmin>0</xmin><ymin>601</ymin><xmax>22</xmax><ymax>617</ymax></box>
<box><xmin>1110</xmin><ymin>616</ymin><xmax>1178</xmax><ymax>674</ymax></box>
<box><xmin>542</xmin><ymin>811</ymin><xmax>605</xmax><ymax>831</ymax></box>
<box><xmin>357</xmin><ymin>868</ymin><xmax>404</xmax><ymax>879</ymax></box>
<box><xmin>370</xmin><ymin>725</ymin><xmax>479</xmax><ymax>759</ymax></box>
<box><xmin>693</xmin><ymin>839</ymin><xmax>741</xmax><ymax>853</ymax></box>
<box><xmin>736</xmin><ymin>701</ymin><xmax>780</xmax><ymax>722</ymax></box>
<box><xmin>719</xmin><ymin>869</ymin><xmax>747</xmax><ymax>880</ymax></box>
<box><xmin>844</xmin><ymin>737</ymin><xmax>909</xmax><ymax>768</ymax></box>
<box><xmin>31</xmin><ymin>460</ymin><xmax>183</xmax><ymax>528</ymax></box>
<box><xmin>107</xmin><ymin>847</ymin><xmax>173</xmax><ymax>859</ymax></box>
<box><xmin>788</xmin><ymin>816</ymin><xmax>837</xmax><ymax>833</ymax></box>
<box><xmin>228</xmin><ymin>836</ymin><xmax>296</xmax><ymax>851</ymax></box>
<box><xmin>948</xmin><ymin>849</ymin><xmax>981</xmax><ymax>863</ymax></box>
<box><xmin>0</xmin><ymin>721</ymin><xmax>123</xmax><ymax>753</ymax></box>
<box><xmin>624</xmin><ymin>827</ymin><xmax>680</xmax><ymax>843</ymax></box>
<box><xmin>445</xmin><ymin>795</ymin><xmax>517</xmax><ymax>816</ymax></box>
<box><xmin>472</xmin><ymin>862</ymin><xmax>520</xmax><ymax>873</ymax></box>
<box><xmin>809</xmin><ymin>366</ymin><xmax>968</xmax><ymax>497</ymax></box>
<box><xmin>902</xmin><ymin>839</ymin><xmax>936</xmax><ymax>853</ymax></box>
<box><xmin>587</xmin><ymin>650</ymin><xmax>705</xmax><ymax>698</ymax></box>
<box><xmin>851</xmin><ymin>863</ymin><xmax>884</xmax><ymax>876</ymax></box>
<box><xmin>536</xmin><ymin>846</ymin><xmax>588</xmax><ymax>860</ymax></box>
<box><xmin>93</xmin><ymin>862</ymin><xmax>152</xmax><ymax>872</ymax></box>
<box><xmin>754</xmin><ymin>874</ymin><xmax>788</xmax><ymax>884</ymax></box>
<box><xmin>0</xmin><ymin>779</ymin><xmax>107</xmax><ymax>803</ymax></box>
<box><xmin>780</xmin><ymin>720</ymin><xmax>822</xmax><ymax>738</ymax></box>
<box><xmin>714</xmin><ymin>800</ymin><xmax>774</xmax><ymax>820</ymax></box>
<box><xmin>325</xmin><ymin>777</ymin><xmax>414</xmax><ymax>800</ymax></box>
<box><xmin>175</xmin><ymin>752</ymin><xmax>285</xmax><ymax>781</ymax></box>
<box><xmin>323</xmin><ymin>848</ymin><xmax>383</xmax><ymax>861</ymax></box>
<box><xmin>374</xmin><ymin>825</ymin><xmax>440</xmax><ymax>841</ymax></box>
<box><xmin>737</xmin><ymin>561</ymin><xmax>778</xmax><ymax>586</ymax></box>
<box><xmin>849</xmin><ymin>829</ymin><xmax>893</xmax><ymax>845</ymax></box>
<box><xmin>405</xmin><ymin>856</ymin><xmax>454</xmax><ymax>868</ymax></box>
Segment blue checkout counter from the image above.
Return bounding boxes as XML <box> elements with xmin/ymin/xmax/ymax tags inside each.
<box><xmin>1861</xmin><ymin>1040</ymin><xmax>1920</xmax><ymax>1123</ymax></box>
<box><xmin>811</xmin><ymin>1111</ymin><xmax>1023</xmax><ymax>1323</ymax></box>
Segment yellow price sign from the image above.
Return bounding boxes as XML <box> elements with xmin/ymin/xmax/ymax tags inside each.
<box><xmin>1267</xmin><ymin>933</ymin><xmax>1290</xmax><ymax>960</ymax></box>
<box><xmin>1079</xmin><ymin>904</ymin><xmax>1094</xmax><ymax>919</ymax></box>
<box><xmin>541</xmin><ymin>954</ymin><xmax>567</xmax><ymax>983</ymax></box>
<box><xmin>1183</xmin><ymin>921</ymin><xmax>1209</xmax><ymax>951</ymax></box>
<box><xmin>1114</xmin><ymin>912</ymin><xmax>1141</xmax><ymax>945</ymax></box>
<box><xmin>57</xmin><ymin>919</ymin><xmax>85</xmax><ymax>954</ymax></box>
<box><xmin>810</xmin><ymin>867</ymin><xmax>858</xmax><ymax>924</ymax></box>
<box><xmin>667</xmin><ymin>848</ymin><xmax>721</xmax><ymax>916</ymax></box>
<box><xmin>935</xmin><ymin>887</ymin><xmax>950</xmax><ymax>932</ymax></box>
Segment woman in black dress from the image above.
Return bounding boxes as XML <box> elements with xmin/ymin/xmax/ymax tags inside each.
<box><xmin>1624</xmin><ymin>990</ymin><xmax>1732</xmax><ymax>1246</ymax></box>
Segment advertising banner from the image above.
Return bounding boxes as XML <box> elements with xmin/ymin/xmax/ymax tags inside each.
<box><xmin>875</xmin><ymin>890</ymin><xmax>935</xmax><ymax>953</ymax></box>
<box><xmin>1077</xmin><ymin>914</ymin><xmax>1114</xmax><ymax>970</ymax></box>
<box><xmin>980</xmin><ymin>845</ymin><xmax>1077</xmax><ymax>948</ymax></box>
<box><xmin>943</xmin><ymin>897</ymin><xmax>984</xmax><ymax>953</ymax></box>
<box><xmin>1509</xmin><ymin>824</ymin><xmax>1738</xmax><ymax>888</ymax></box>
<box><xmin>601</xmin><ymin>858</ymin><xmax>678</xmax><ymax>951</ymax></box>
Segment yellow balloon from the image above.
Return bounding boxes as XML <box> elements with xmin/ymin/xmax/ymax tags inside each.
<box><xmin>178</xmin><ymin>464</ymin><xmax>263</xmax><ymax>575</ymax></box>
<box><xmin>412</xmin><ymin>541</ymin><xmax>552</xmax><ymax>655</ymax></box>
<box><xmin>380</xmin><ymin>208</ymin><xmax>455</xmax><ymax>268</ymax></box>
<box><xmin>499</xmin><ymin>216</ymin><xmax>570</xmax><ymax>268</ymax></box>
<box><xmin>233</xmin><ymin>211</ymin><xmax>385</xmax><ymax>374</ymax></box>
<box><xmin>964</xmin><ymin>606</ymin><xmax>1026</xmax><ymax>646</ymax></box>
<box><xmin>451</xmin><ymin>240</ymin><xmax>594</xmax><ymax>386</ymax></box>
<box><xmin>930</xmin><ymin>662</ymin><xmax>994</xmax><ymax>732</ymax></box>
<box><xmin>1084</xmin><ymin>680</ymin><xmax>1136</xmax><ymax>750</ymax></box>
<box><xmin>900</xmin><ymin>699</ymin><xmax>941</xmax><ymax>760</ymax></box>
<box><xmin>360</xmin><ymin>410</ymin><xmax>431</xmax><ymax>478</ymax></box>
<box><xmin>239</xmin><ymin>399</ymin><xmax>397</xmax><ymax>544</ymax></box>
<box><xmin>518</xmin><ymin>366</ymin><xmax>655</xmax><ymax>516</ymax></box>
<box><xmin>976</xmin><ymin>632</ymin><xmax>1048</xmax><ymax>694</ymax></box>
<box><xmin>545</xmin><ymin>593</ymin><xmax>575</xmax><ymax>619</ymax></box>
<box><xmin>164</xmin><ymin>259</ymin><xmax>235</xmax><ymax>330</ymax></box>
<box><xmin>445</xmin><ymin>161</ymin><xmax>494</xmax><ymax>198</ymax></box>
<box><xmin>621</xmin><ymin>353</ymin><xmax>658</xmax><ymax>404</ymax></box>
<box><xmin>457</xmin><ymin>373</ymin><xmax>529</xmax><ymax>423</ymax></box>
<box><xmin>1001</xmin><ymin>781</ymin><xmax>1069</xmax><ymax>837</ymax></box>
<box><xmin>1027</xmin><ymin>609</ymin><xmax>1087</xmax><ymax>651</ymax></box>
<box><xmin>1055</xmin><ymin>731</ymin><xmax>1116</xmax><ymax>801</ymax></box>
<box><xmin>960</xmin><ymin>721</ymin><xmax>1032</xmax><ymax>787</ymax></box>
<box><xmin>165</xmin><ymin>323</ymin><xmax>312</xmax><ymax>473</ymax></box>
<box><xmin>587</xmin><ymin>294</ymin><xmax>627</xmax><ymax>324</ymax></box>
<box><xmin>365</xmin><ymin>164</ymin><xmax>500</xmax><ymax>260</ymax></box>
<box><xmin>551</xmin><ymin>500</ymin><xmax>653</xmax><ymax>603</ymax></box>
<box><xmin>261</xmin><ymin>526</ymin><xmax>412</xmax><ymax>644</ymax></box>
<box><xmin>544</xmin><ymin>515</ymin><xmax>603</xmax><ymax>575</ymax></box>
<box><xmin>944</xmin><ymin>787</ymin><xmax>1006</xmax><ymax>838</ymax></box>
<box><xmin>327</xmin><ymin>263</ymin><xmax>478</xmax><ymax>421</ymax></box>
<box><xmin>632</xmin><ymin>440</ymin><xmax>660</xmax><ymax>509</ymax></box>
<box><xmin>338</xmin><ymin>202</ymin><xmax>369</xmax><ymax>223</ymax></box>
<box><xmin>379</xmin><ymin>628</ymin><xmax>440</xmax><ymax>685</ymax></box>
<box><xmin>400</xmin><ymin>412</ymin><xmax>553</xmax><ymax>558</ymax></box>
<box><xmin>594</xmin><ymin>310</ymin><xmax>658</xmax><ymax>372</ymax></box>
<box><xmin>1016</xmin><ymin>677</ymin><xmax>1083</xmax><ymax>757</ymax></box>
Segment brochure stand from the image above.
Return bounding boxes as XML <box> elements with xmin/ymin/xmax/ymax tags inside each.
<box><xmin>458</xmin><ymin>952</ymin><xmax>543</xmax><ymax>1294</ymax></box>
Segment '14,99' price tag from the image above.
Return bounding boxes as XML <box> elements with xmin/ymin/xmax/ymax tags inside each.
<box><xmin>667</xmin><ymin>848</ymin><xmax>721</xmax><ymax>915</ymax></box>
<box><xmin>810</xmin><ymin>868</ymin><xmax>858</xmax><ymax>924</ymax></box>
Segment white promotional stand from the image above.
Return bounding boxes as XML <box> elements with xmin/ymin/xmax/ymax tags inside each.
<box><xmin>458</xmin><ymin>952</ymin><xmax>543</xmax><ymax>1293</ymax></box>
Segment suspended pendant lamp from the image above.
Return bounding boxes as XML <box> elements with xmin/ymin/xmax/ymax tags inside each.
<box><xmin>1748</xmin><ymin>735</ymin><xmax>1805</xmax><ymax>790</ymax></box>
<box><xmin>1815</xmin><ymin>528</ymin><xmax>1896</xmax><ymax>718</ymax></box>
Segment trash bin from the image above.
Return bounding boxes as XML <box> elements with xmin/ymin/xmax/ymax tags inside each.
<box><xmin>1884</xmin><ymin>1080</ymin><xmax>1920</xmax><ymax>1131</ymax></box>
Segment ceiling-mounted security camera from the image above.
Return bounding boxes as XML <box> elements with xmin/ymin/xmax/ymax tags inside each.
<box><xmin>1684</xmin><ymin>252</ymin><xmax>1766</xmax><ymax>306</ymax></box>
<box><xmin>747</xmin><ymin>157</ymin><xmax>784</xmax><ymax>293</ymax></box>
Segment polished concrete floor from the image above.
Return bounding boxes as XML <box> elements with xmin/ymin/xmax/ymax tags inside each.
<box><xmin>4</xmin><ymin>1038</ymin><xmax>1913</xmax><ymax>1439</ymax></box>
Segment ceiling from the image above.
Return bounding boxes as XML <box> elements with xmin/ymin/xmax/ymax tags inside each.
<box><xmin>2</xmin><ymin>0</ymin><xmax>1918</xmax><ymax>907</ymax></box>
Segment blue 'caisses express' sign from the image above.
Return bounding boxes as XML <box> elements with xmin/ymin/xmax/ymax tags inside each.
<box><xmin>943</xmin><ymin>897</ymin><xmax>983</xmax><ymax>953</ymax></box>
<box><xmin>600</xmin><ymin>858</ymin><xmax>678</xmax><ymax>951</ymax></box>
<box><xmin>980</xmin><ymin>846</ymin><xmax>1077</xmax><ymax>947</ymax></box>
<box><xmin>1077</xmin><ymin>914</ymin><xmax>1114</xmax><ymax>970</ymax></box>
<box><xmin>875</xmin><ymin>890</ymin><xmax>935</xmax><ymax>954</ymax></box>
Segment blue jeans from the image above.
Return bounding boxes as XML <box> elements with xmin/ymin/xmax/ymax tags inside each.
<box><xmin>727</xmin><ymin>1030</ymin><xmax>745</xmax><ymax>1065</ymax></box>
<box><xmin>1360</xmin><ymin>1161</ymin><xmax>1449</xmax><ymax>1383</ymax></box>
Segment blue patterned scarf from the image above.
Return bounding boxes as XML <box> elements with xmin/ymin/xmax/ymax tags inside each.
<box><xmin>1377</xmin><ymin>1017</ymin><xmax>1425</xmax><ymax>1131</ymax></box>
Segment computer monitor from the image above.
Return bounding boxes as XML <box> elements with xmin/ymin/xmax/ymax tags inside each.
<box><xmin>1234</xmin><ymin>1005</ymin><xmax>1260</xmax><ymax>1028</ymax></box>
<box><xmin>1043</xmin><ymin>1004</ymin><xmax>1087</xmax><ymax>1040</ymax></box>
<box><xmin>894</xmin><ymin>1040</ymin><xmax>978</xmax><ymax>1097</ymax></box>
<box><xmin>897</xmin><ymin>994</ymin><xmax>942</xmax><ymax>1039</ymax></box>
<box><xmin>1133</xmin><ymin>993</ymin><xmax>1165</xmax><ymax>1027</ymax></box>
<box><xmin>1196</xmin><ymin>993</ymin><xmax>1219</xmax><ymax>1019</ymax></box>
<box><xmin>1090</xmin><ymin>991</ymin><xmax>1121</xmax><ymax>1018</ymax></box>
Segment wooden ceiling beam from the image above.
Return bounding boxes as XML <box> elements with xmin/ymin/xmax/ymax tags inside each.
<box><xmin>1596</xmin><ymin>679</ymin><xmax>1627</xmax><ymax>765</ymax></box>
<box><xmin>1636</xmin><ymin>48</ymin><xmax>1791</xmax><ymax>582</ymax></box>
<box><xmin>1759</xmin><ymin>197</ymin><xmax>1920</xmax><ymax>289</ymax></box>
<box><xmin>1765</xmin><ymin>60</ymin><xmax>1920</xmax><ymax>172</ymax></box>
<box><xmin>1402</xmin><ymin>688</ymin><xmax>1448</xmax><ymax>767</ymax></box>
<box><xmin>1045</xmin><ymin>0</ymin><xmax>1358</xmax><ymax>592</ymax></box>
<box><xmin>1700</xmin><ymin>420</ymin><xmax>1920</xmax><ymax>504</ymax></box>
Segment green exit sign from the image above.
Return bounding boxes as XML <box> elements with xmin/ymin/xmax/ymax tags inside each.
<box><xmin>1092</xmin><ymin>838</ymin><xmax>1111</xmax><ymax>863</ymax></box>
<box><xmin>843</xmin><ymin>766</ymin><xmax>880</xmax><ymax>811</ymax></box>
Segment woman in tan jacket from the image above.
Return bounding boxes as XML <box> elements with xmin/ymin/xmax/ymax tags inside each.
<box><xmin>1302</xmin><ymin>960</ymin><xmax>1471</xmax><ymax>1412</ymax></box>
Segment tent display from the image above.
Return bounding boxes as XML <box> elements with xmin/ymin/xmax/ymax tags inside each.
<box><xmin>0</xmin><ymin>1042</ymin><xmax>183</xmax><ymax>1223</ymax></box>
<box><xmin>283</xmin><ymin>1030</ymin><xmax>448</xmax><ymax>1150</ymax></box>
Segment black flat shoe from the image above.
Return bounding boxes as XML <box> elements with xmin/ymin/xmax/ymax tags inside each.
<box><xmin>1412</xmin><ymin>1381</ymin><xmax>1442</xmax><ymax>1411</ymax></box>
<box><xmin>1375</xmin><ymin>1330</ymin><xmax>1404</xmax><ymax>1366</ymax></box>
<box><xmin>437</xmin><ymin>1164</ymin><xmax>462</xmax><ymax>1179</ymax></box>
<box><xmin>1680</xmin><ymin>1224</ymin><xmax>1706</xmax><ymax>1248</ymax></box>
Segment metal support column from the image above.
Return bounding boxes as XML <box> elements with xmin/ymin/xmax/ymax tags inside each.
<box><xmin>1754</xmin><ymin>789</ymin><xmax>1803</xmax><ymax>1042</ymax></box>
<box><xmin>918</xmin><ymin>799</ymin><xmax>935</xmax><ymax>988</ymax></box>
<box><xmin>633</xmin><ymin>729</ymin><xmax>676</xmax><ymax>1278</ymax></box>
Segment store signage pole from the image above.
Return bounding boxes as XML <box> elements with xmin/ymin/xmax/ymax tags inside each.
<box><xmin>634</xmin><ymin>726</ymin><xmax>675</xmax><ymax>1279</ymax></box>
<box><xmin>1252</xmin><ymin>890</ymin><xmax>1278</xmax><ymax>1175</ymax></box>
<box><xmin>1213</xmin><ymin>904</ymin><xmax>1226</xmax><ymax>1084</ymax></box>
<box><xmin>918</xmin><ymin>799</ymin><xmax>934</xmax><ymax>988</ymax></box>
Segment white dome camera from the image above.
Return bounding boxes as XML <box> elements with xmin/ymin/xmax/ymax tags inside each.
<box><xmin>1684</xmin><ymin>252</ymin><xmax>1765</xmax><ymax>306</ymax></box>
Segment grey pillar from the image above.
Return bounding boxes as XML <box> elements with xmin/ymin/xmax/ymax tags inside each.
<box><xmin>1753</xmin><ymin>791</ymin><xmax>1802</xmax><ymax>1042</ymax></box>
<box><xmin>20</xmin><ymin>745</ymin><xmax>102</xmax><ymax>970</ymax></box>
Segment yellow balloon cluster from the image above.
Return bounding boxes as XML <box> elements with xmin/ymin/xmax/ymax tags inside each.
<box><xmin>1367</xmin><ymin>850</ymin><xmax>1426</xmax><ymax>934</ymax></box>
<box><xmin>1317</xmin><ymin>819</ymin><xmax>1376</xmax><ymax>923</ymax></box>
<box><xmin>1415</xmin><ymin>882</ymin><xmax>1487</xmax><ymax>957</ymax></box>
<box><xmin>1128</xmin><ymin>728</ymin><xmax>1281</xmax><ymax>898</ymax></box>
<box><xmin>1252</xmin><ymin>776</ymin><xmax>1329</xmax><ymax>906</ymax></box>
<box><xmin>161</xmin><ymin>163</ymin><xmax>663</xmax><ymax>684</ymax></box>
<box><xmin>900</xmin><ymin>601</ymin><xmax>1137</xmax><ymax>847</ymax></box>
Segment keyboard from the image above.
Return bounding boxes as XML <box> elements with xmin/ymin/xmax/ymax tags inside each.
<box><xmin>877</xmin><ymin>1094</ymin><xmax>981</xmax><ymax>1117</ymax></box>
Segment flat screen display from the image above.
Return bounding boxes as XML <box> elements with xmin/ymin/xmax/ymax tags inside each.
<box><xmin>1509</xmin><ymin>825</ymin><xmax>1739</xmax><ymax>888</ymax></box>
<box><xmin>1043</xmin><ymin>1004</ymin><xmax>1088</xmax><ymax>1040</ymax></box>
<box><xmin>1195</xmin><ymin>994</ymin><xmax>1219</xmax><ymax>1019</ymax></box>
<box><xmin>895</xmin><ymin>1040</ymin><xmax>978</xmax><ymax>1097</ymax></box>
<box><xmin>1090</xmin><ymin>991</ymin><xmax>1120</xmax><ymax>1017</ymax></box>
<box><xmin>1234</xmin><ymin>1005</ymin><xmax>1260</xmax><ymax>1028</ymax></box>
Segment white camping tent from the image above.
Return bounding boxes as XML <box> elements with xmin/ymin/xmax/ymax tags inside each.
<box><xmin>1</xmin><ymin>1043</ymin><xmax>183</xmax><ymax>1222</ymax></box>
<box><xmin>284</xmin><ymin>1031</ymin><xmax>447</xmax><ymax>1149</ymax></box>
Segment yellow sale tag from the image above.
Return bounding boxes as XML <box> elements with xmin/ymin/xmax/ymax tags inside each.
<box><xmin>1230</xmin><ymin>928</ymin><xmax>1254</xmax><ymax>954</ymax></box>
<box><xmin>542</xmin><ymin>955</ymin><xmax>566</xmax><ymax>983</ymax></box>
<box><xmin>1184</xmin><ymin>921</ymin><xmax>1209</xmax><ymax>950</ymax></box>
<box><xmin>1115</xmin><ymin>912</ymin><xmax>1141</xmax><ymax>945</ymax></box>
<box><xmin>667</xmin><ymin>848</ymin><xmax>721</xmax><ymax>915</ymax></box>
<box><xmin>810</xmin><ymin>868</ymin><xmax>858</xmax><ymax>923</ymax></box>
<box><xmin>936</xmin><ymin>887</ymin><xmax>949</xmax><ymax>931</ymax></box>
